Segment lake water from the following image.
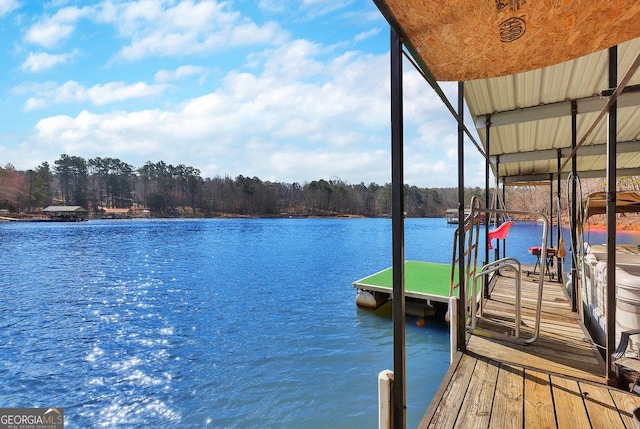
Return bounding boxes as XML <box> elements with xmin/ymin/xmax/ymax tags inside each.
<box><xmin>1</xmin><ymin>218</ymin><xmax>638</xmax><ymax>428</ymax></box>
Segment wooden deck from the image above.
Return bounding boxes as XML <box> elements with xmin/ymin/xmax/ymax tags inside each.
<box><xmin>419</xmin><ymin>266</ymin><xmax>640</xmax><ymax>428</ymax></box>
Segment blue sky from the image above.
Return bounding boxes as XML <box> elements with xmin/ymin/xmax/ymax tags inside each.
<box><xmin>0</xmin><ymin>0</ymin><xmax>484</xmax><ymax>187</ymax></box>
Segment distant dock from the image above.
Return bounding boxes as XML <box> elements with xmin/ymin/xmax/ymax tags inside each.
<box><xmin>353</xmin><ymin>260</ymin><xmax>455</xmax><ymax>317</ymax></box>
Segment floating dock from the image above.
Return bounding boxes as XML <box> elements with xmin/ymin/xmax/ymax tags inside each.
<box><xmin>353</xmin><ymin>260</ymin><xmax>456</xmax><ymax>317</ymax></box>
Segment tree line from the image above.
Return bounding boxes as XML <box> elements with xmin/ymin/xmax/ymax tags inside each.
<box><xmin>0</xmin><ymin>154</ymin><xmax>491</xmax><ymax>218</ymax></box>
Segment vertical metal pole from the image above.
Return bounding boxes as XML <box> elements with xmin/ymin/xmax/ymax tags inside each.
<box><xmin>501</xmin><ymin>177</ymin><xmax>506</xmax><ymax>259</ymax></box>
<box><xmin>457</xmin><ymin>81</ymin><xmax>466</xmax><ymax>353</ymax></box>
<box><xmin>606</xmin><ymin>45</ymin><xmax>618</xmax><ymax>385</ymax></box>
<box><xmin>557</xmin><ymin>151</ymin><xmax>563</xmax><ymax>283</ymax></box>
<box><xmin>390</xmin><ymin>27</ymin><xmax>406</xmax><ymax>428</ymax></box>
<box><xmin>484</xmin><ymin>115</ymin><xmax>490</xmax><ymax>297</ymax></box>
<box><xmin>571</xmin><ymin>101</ymin><xmax>578</xmax><ymax>312</ymax></box>
<box><xmin>549</xmin><ymin>175</ymin><xmax>554</xmax><ymax>247</ymax></box>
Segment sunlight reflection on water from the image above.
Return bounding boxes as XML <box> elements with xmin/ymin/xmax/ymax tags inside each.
<box><xmin>5</xmin><ymin>218</ymin><xmax>631</xmax><ymax>427</ymax></box>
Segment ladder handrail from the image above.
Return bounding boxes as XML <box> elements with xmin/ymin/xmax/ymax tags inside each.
<box><xmin>472</xmin><ymin>257</ymin><xmax>522</xmax><ymax>339</ymax></box>
<box><xmin>450</xmin><ymin>197</ymin><xmax>482</xmax><ymax>301</ymax></box>
<box><xmin>472</xmin><ymin>207</ymin><xmax>549</xmax><ymax>344</ymax></box>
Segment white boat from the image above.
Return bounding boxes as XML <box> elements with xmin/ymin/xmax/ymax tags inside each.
<box><xmin>578</xmin><ymin>192</ymin><xmax>640</xmax><ymax>355</ymax></box>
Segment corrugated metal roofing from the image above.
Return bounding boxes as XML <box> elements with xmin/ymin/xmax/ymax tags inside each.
<box><xmin>466</xmin><ymin>37</ymin><xmax>640</xmax><ymax>184</ymax></box>
<box><xmin>43</xmin><ymin>206</ymin><xmax>87</xmax><ymax>212</ymax></box>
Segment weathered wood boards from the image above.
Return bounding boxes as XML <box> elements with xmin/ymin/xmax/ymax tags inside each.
<box><xmin>420</xmin><ymin>354</ymin><xmax>640</xmax><ymax>428</ymax></box>
<box><xmin>375</xmin><ymin>0</ymin><xmax>640</xmax><ymax>80</ymax></box>
<box><xmin>419</xmin><ymin>264</ymin><xmax>640</xmax><ymax>428</ymax></box>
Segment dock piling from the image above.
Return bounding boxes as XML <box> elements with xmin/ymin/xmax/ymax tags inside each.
<box><xmin>378</xmin><ymin>369</ymin><xmax>394</xmax><ymax>429</ymax></box>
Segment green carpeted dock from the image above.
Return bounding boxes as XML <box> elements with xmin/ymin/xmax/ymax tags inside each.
<box><xmin>353</xmin><ymin>260</ymin><xmax>456</xmax><ymax>303</ymax></box>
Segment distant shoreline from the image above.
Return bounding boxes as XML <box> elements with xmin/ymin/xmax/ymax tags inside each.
<box><xmin>3</xmin><ymin>214</ymin><xmax>640</xmax><ymax>233</ymax></box>
<box><xmin>577</xmin><ymin>213</ymin><xmax>640</xmax><ymax>233</ymax></box>
<box><xmin>582</xmin><ymin>222</ymin><xmax>640</xmax><ymax>233</ymax></box>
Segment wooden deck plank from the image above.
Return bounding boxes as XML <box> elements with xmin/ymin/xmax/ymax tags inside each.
<box><xmin>426</xmin><ymin>354</ymin><xmax>477</xmax><ymax>429</ymax></box>
<box><xmin>419</xmin><ymin>352</ymin><xmax>464</xmax><ymax>429</ymax></box>
<box><xmin>488</xmin><ymin>364</ymin><xmax>523</xmax><ymax>429</ymax></box>
<box><xmin>467</xmin><ymin>335</ymin><xmax>603</xmax><ymax>383</ymax></box>
<box><xmin>550</xmin><ymin>375</ymin><xmax>591</xmax><ymax>429</ymax></box>
<box><xmin>468</xmin><ymin>267</ymin><xmax>606</xmax><ymax>383</ymax></box>
<box><xmin>474</xmin><ymin>318</ymin><xmax>597</xmax><ymax>357</ymax></box>
<box><xmin>420</xmin><ymin>264</ymin><xmax>640</xmax><ymax>428</ymax></box>
<box><xmin>579</xmin><ymin>382</ymin><xmax>627</xmax><ymax>429</ymax></box>
<box><xmin>609</xmin><ymin>388</ymin><xmax>640</xmax><ymax>429</ymax></box>
<box><xmin>524</xmin><ymin>370</ymin><xmax>556</xmax><ymax>429</ymax></box>
<box><xmin>454</xmin><ymin>357</ymin><xmax>499</xmax><ymax>429</ymax></box>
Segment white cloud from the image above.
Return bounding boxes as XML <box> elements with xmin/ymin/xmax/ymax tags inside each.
<box><xmin>22</xmin><ymin>80</ymin><xmax>167</xmax><ymax>110</ymax></box>
<box><xmin>257</xmin><ymin>0</ymin><xmax>287</xmax><ymax>15</ymax></box>
<box><xmin>103</xmin><ymin>0</ymin><xmax>289</xmax><ymax>61</ymax></box>
<box><xmin>154</xmin><ymin>65</ymin><xmax>205</xmax><ymax>83</ymax></box>
<box><xmin>259</xmin><ymin>0</ymin><xmax>353</xmax><ymax>21</ymax></box>
<box><xmin>301</xmin><ymin>0</ymin><xmax>353</xmax><ymax>19</ymax></box>
<box><xmin>0</xmin><ymin>0</ymin><xmax>489</xmax><ymax>190</ymax></box>
<box><xmin>24</xmin><ymin>97</ymin><xmax>46</xmax><ymax>111</ymax></box>
<box><xmin>24</xmin><ymin>22</ymin><xmax>75</xmax><ymax>48</ymax></box>
<box><xmin>23</xmin><ymin>5</ymin><xmax>91</xmax><ymax>48</ymax></box>
<box><xmin>20</xmin><ymin>49</ymin><xmax>79</xmax><ymax>72</ymax></box>
<box><xmin>0</xmin><ymin>0</ymin><xmax>19</xmax><ymax>17</ymax></box>
<box><xmin>9</xmin><ymin>8</ymin><xmax>480</xmax><ymax>188</ymax></box>
<box><xmin>19</xmin><ymin>46</ymin><xmax>393</xmax><ymax>183</ymax></box>
<box><xmin>87</xmin><ymin>81</ymin><xmax>167</xmax><ymax>105</ymax></box>
<box><xmin>260</xmin><ymin>39</ymin><xmax>324</xmax><ymax>80</ymax></box>
<box><xmin>266</xmin><ymin>148</ymin><xmax>389</xmax><ymax>184</ymax></box>
<box><xmin>22</xmin><ymin>1</ymin><xmax>287</xmax><ymax>61</ymax></box>
<box><xmin>353</xmin><ymin>28</ymin><xmax>381</xmax><ymax>43</ymax></box>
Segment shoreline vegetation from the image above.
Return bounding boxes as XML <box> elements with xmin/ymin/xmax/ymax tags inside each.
<box><xmin>0</xmin><ymin>154</ymin><xmax>483</xmax><ymax>219</ymax></box>
<box><xmin>1</xmin><ymin>154</ymin><xmax>639</xmax><ymax>231</ymax></box>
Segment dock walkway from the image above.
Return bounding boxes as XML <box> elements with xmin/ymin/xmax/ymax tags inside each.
<box><xmin>419</xmin><ymin>267</ymin><xmax>640</xmax><ymax>428</ymax></box>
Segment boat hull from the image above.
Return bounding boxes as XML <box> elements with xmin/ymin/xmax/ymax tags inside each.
<box><xmin>581</xmin><ymin>244</ymin><xmax>640</xmax><ymax>354</ymax></box>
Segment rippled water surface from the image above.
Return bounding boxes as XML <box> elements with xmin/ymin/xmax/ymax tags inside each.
<box><xmin>2</xmin><ymin>218</ymin><xmax>637</xmax><ymax>428</ymax></box>
<box><xmin>0</xmin><ymin>218</ymin><xmax>451</xmax><ymax>428</ymax></box>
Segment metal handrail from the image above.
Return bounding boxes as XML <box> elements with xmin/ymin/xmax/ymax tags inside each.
<box><xmin>472</xmin><ymin>208</ymin><xmax>549</xmax><ymax>344</ymax></box>
<box><xmin>472</xmin><ymin>257</ymin><xmax>522</xmax><ymax>338</ymax></box>
<box><xmin>450</xmin><ymin>197</ymin><xmax>482</xmax><ymax>301</ymax></box>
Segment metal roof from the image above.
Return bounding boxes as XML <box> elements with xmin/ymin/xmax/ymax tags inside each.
<box><xmin>466</xmin><ymin>37</ymin><xmax>640</xmax><ymax>184</ymax></box>
<box><xmin>373</xmin><ymin>0</ymin><xmax>640</xmax><ymax>184</ymax></box>
<box><xmin>43</xmin><ymin>206</ymin><xmax>87</xmax><ymax>212</ymax></box>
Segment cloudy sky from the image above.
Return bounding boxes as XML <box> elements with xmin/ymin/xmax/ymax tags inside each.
<box><xmin>0</xmin><ymin>0</ymin><xmax>485</xmax><ymax>187</ymax></box>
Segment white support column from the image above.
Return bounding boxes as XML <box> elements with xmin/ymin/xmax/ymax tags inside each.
<box><xmin>378</xmin><ymin>369</ymin><xmax>394</xmax><ymax>429</ymax></box>
<box><xmin>450</xmin><ymin>296</ymin><xmax>459</xmax><ymax>363</ymax></box>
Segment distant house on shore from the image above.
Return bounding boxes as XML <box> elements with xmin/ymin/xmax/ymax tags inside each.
<box><xmin>100</xmin><ymin>208</ymin><xmax>132</xmax><ymax>219</ymax></box>
<box><xmin>43</xmin><ymin>206</ymin><xmax>88</xmax><ymax>221</ymax></box>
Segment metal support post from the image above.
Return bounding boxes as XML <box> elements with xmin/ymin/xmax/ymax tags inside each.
<box><xmin>457</xmin><ymin>81</ymin><xmax>467</xmax><ymax>352</ymax></box>
<box><xmin>390</xmin><ymin>27</ymin><xmax>406</xmax><ymax>427</ymax></box>
<box><xmin>571</xmin><ymin>101</ymin><xmax>578</xmax><ymax>312</ymax></box>
<box><xmin>605</xmin><ymin>45</ymin><xmax>618</xmax><ymax>385</ymax></box>
<box><xmin>483</xmin><ymin>115</ymin><xmax>490</xmax><ymax>297</ymax></box>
